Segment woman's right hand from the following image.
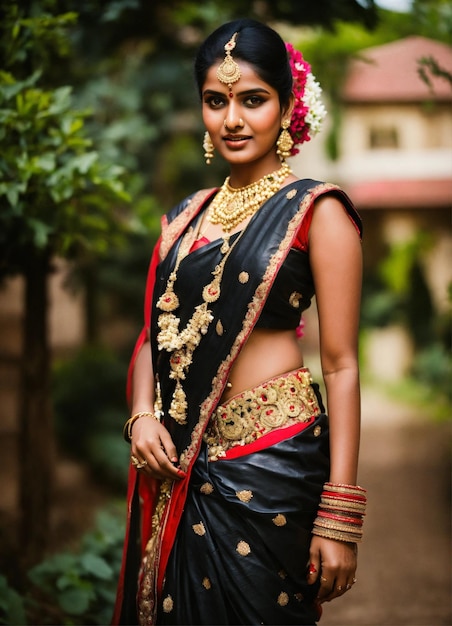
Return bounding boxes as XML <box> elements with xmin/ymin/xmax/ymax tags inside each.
<box><xmin>130</xmin><ymin>416</ymin><xmax>186</xmax><ymax>481</ymax></box>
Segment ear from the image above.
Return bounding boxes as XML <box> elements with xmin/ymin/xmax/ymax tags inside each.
<box><xmin>281</xmin><ymin>92</ymin><xmax>295</xmax><ymax>126</ymax></box>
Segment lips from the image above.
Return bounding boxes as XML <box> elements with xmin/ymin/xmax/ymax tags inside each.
<box><xmin>223</xmin><ymin>135</ymin><xmax>251</xmax><ymax>146</ymax></box>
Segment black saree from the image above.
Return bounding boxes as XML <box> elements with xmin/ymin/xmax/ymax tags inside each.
<box><xmin>120</xmin><ymin>180</ymin><xmax>359</xmax><ymax>625</ymax></box>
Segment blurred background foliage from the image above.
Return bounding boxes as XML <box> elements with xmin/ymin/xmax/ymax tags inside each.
<box><xmin>0</xmin><ymin>0</ymin><xmax>451</xmax><ymax>622</ymax></box>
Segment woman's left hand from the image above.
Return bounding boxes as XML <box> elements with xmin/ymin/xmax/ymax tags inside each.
<box><xmin>307</xmin><ymin>535</ymin><xmax>358</xmax><ymax>603</ymax></box>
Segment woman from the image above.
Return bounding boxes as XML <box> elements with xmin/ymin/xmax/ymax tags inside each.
<box><xmin>113</xmin><ymin>18</ymin><xmax>366</xmax><ymax>626</ymax></box>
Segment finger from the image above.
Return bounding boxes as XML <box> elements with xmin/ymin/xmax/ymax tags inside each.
<box><xmin>159</xmin><ymin>427</ymin><xmax>179</xmax><ymax>464</ymax></box>
<box><xmin>307</xmin><ymin>560</ymin><xmax>320</xmax><ymax>584</ymax></box>
<box><xmin>316</xmin><ymin>573</ymin><xmax>335</xmax><ymax>602</ymax></box>
<box><xmin>141</xmin><ymin>444</ymin><xmax>186</xmax><ymax>480</ymax></box>
<box><xmin>319</xmin><ymin>574</ymin><xmax>356</xmax><ymax>603</ymax></box>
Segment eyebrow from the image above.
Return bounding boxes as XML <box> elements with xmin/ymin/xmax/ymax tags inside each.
<box><xmin>202</xmin><ymin>87</ymin><xmax>271</xmax><ymax>97</ymax></box>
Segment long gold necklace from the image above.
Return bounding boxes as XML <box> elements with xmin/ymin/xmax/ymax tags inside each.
<box><xmin>207</xmin><ymin>161</ymin><xmax>292</xmax><ymax>233</ymax></box>
<box><xmin>156</xmin><ymin>230</ymin><xmax>243</xmax><ymax>425</ymax></box>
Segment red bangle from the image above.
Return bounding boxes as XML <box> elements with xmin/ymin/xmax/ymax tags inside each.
<box><xmin>317</xmin><ymin>510</ymin><xmax>363</xmax><ymax>525</ymax></box>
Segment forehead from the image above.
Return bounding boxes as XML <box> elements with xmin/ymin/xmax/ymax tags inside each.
<box><xmin>203</xmin><ymin>60</ymin><xmax>275</xmax><ymax>94</ymax></box>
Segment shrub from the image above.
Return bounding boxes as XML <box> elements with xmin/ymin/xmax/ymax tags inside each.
<box><xmin>27</xmin><ymin>509</ymin><xmax>125</xmax><ymax>625</ymax></box>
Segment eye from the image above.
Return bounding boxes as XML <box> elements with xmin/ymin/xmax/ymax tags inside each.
<box><xmin>244</xmin><ymin>95</ymin><xmax>265</xmax><ymax>107</ymax></box>
<box><xmin>204</xmin><ymin>95</ymin><xmax>226</xmax><ymax>109</ymax></box>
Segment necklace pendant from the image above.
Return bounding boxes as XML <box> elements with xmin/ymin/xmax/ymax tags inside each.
<box><xmin>169</xmin><ymin>379</ymin><xmax>188</xmax><ymax>425</ymax></box>
<box><xmin>220</xmin><ymin>238</ymin><xmax>230</xmax><ymax>254</ymax></box>
<box><xmin>202</xmin><ymin>275</ymin><xmax>221</xmax><ymax>303</ymax></box>
<box><xmin>157</xmin><ymin>290</ymin><xmax>179</xmax><ymax>312</ymax></box>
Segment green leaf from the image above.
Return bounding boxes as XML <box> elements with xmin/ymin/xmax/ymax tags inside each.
<box><xmin>0</xmin><ymin>575</ymin><xmax>27</xmax><ymax>626</ymax></box>
<box><xmin>80</xmin><ymin>553</ymin><xmax>113</xmax><ymax>580</ymax></box>
<box><xmin>46</xmin><ymin>86</ymin><xmax>72</xmax><ymax>115</ymax></box>
<box><xmin>58</xmin><ymin>586</ymin><xmax>93</xmax><ymax>615</ymax></box>
<box><xmin>30</xmin><ymin>153</ymin><xmax>56</xmax><ymax>173</ymax></box>
<box><xmin>73</xmin><ymin>151</ymin><xmax>98</xmax><ymax>174</ymax></box>
<box><xmin>29</xmin><ymin>553</ymin><xmax>77</xmax><ymax>586</ymax></box>
<box><xmin>0</xmin><ymin>70</ymin><xmax>41</xmax><ymax>101</ymax></box>
<box><xmin>28</xmin><ymin>218</ymin><xmax>53</xmax><ymax>248</ymax></box>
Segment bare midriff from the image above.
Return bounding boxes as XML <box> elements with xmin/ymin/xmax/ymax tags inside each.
<box><xmin>221</xmin><ymin>328</ymin><xmax>304</xmax><ymax>402</ymax></box>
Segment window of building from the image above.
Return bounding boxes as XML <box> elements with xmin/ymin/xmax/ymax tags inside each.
<box><xmin>369</xmin><ymin>127</ymin><xmax>399</xmax><ymax>149</ymax></box>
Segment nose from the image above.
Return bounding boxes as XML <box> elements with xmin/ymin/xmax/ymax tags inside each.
<box><xmin>224</xmin><ymin>105</ymin><xmax>244</xmax><ymax>131</ymax></box>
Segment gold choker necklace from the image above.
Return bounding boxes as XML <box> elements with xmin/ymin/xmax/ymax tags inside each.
<box><xmin>207</xmin><ymin>161</ymin><xmax>292</xmax><ymax>233</ymax></box>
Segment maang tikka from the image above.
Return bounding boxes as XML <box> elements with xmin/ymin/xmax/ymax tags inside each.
<box><xmin>217</xmin><ymin>32</ymin><xmax>241</xmax><ymax>92</ymax></box>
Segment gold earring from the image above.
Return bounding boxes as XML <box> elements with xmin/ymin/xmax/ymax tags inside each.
<box><xmin>203</xmin><ymin>131</ymin><xmax>214</xmax><ymax>165</ymax></box>
<box><xmin>276</xmin><ymin>120</ymin><xmax>294</xmax><ymax>160</ymax></box>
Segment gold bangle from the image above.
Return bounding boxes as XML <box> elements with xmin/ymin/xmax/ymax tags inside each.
<box><xmin>123</xmin><ymin>411</ymin><xmax>157</xmax><ymax>443</ymax></box>
<box><xmin>312</xmin><ymin>526</ymin><xmax>363</xmax><ymax>543</ymax></box>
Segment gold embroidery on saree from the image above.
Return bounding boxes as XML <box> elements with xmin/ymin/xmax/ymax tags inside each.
<box><xmin>289</xmin><ymin>291</ymin><xmax>302</xmax><ymax>308</ymax></box>
<box><xmin>236</xmin><ymin>490</ymin><xmax>253</xmax><ymax>503</ymax></box>
<box><xmin>236</xmin><ymin>540</ymin><xmax>251</xmax><ymax>556</ymax></box>
<box><xmin>192</xmin><ymin>522</ymin><xmax>206</xmax><ymax>536</ymax></box>
<box><xmin>160</xmin><ymin>189</ymin><xmax>214</xmax><ymax>261</ymax></box>
<box><xmin>200</xmin><ymin>482</ymin><xmax>214</xmax><ymax>495</ymax></box>
<box><xmin>202</xmin><ymin>577</ymin><xmax>212</xmax><ymax>589</ymax></box>
<box><xmin>278</xmin><ymin>591</ymin><xmax>290</xmax><ymax>606</ymax></box>
<box><xmin>162</xmin><ymin>595</ymin><xmax>174</xmax><ymax>613</ymax></box>
<box><xmin>203</xmin><ymin>369</ymin><xmax>320</xmax><ymax>461</ymax></box>
<box><xmin>272</xmin><ymin>513</ymin><xmax>287</xmax><ymax>526</ymax></box>
<box><xmin>138</xmin><ymin>480</ymin><xmax>172</xmax><ymax>625</ymax></box>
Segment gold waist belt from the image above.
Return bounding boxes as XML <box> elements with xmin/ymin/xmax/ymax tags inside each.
<box><xmin>203</xmin><ymin>368</ymin><xmax>321</xmax><ymax>461</ymax></box>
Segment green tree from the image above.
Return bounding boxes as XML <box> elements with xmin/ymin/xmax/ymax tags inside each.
<box><xmin>0</xmin><ymin>3</ymin><xmax>129</xmax><ymax>569</ymax></box>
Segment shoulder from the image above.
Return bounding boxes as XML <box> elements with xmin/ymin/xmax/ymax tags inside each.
<box><xmin>164</xmin><ymin>188</ymin><xmax>217</xmax><ymax>225</ymax></box>
<box><xmin>309</xmin><ymin>192</ymin><xmax>363</xmax><ymax>254</ymax></box>
<box><xmin>311</xmin><ymin>184</ymin><xmax>362</xmax><ymax>240</ymax></box>
<box><xmin>159</xmin><ymin>188</ymin><xmax>217</xmax><ymax>261</ymax></box>
<box><xmin>291</xmin><ymin>180</ymin><xmax>362</xmax><ymax>251</ymax></box>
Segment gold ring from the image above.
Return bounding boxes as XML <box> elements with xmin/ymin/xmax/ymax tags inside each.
<box><xmin>337</xmin><ymin>585</ymin><xmax>343</xmax><ymax>591</ymax></box>
<box><xmin>320</xmin><ymin>576</ymin><xmax>327</xmax><ymax>583</ymax></box>
<box><xmin>131</xmin><ymin>455</ymin><xmax>147</xmax><ymax>469</ymax></box>
<box><xmin>352</xmin><ymin>577</ymin><xmax>357</xmax><ymax>584</ymax></box>
<box><xmin>346</xmin><ymin>584</ymin><xmax>352</xmax><ymax>590</ymax></box>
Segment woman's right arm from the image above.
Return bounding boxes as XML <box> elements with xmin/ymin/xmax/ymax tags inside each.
<box><xmin>129</xmin><ymin>341</ymin><xmax>185</xmax><ymax>480</ymax></box>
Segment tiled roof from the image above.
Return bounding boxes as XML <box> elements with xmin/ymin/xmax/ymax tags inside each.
<box><xmin>346</xmin><ymin>178</ymin><xmax>452</xmax><ymax>209</ymax></box>
<box><xmin>343</xmin><ymin>36</ymin><xmax>452</xmax><ymax>103</ymax></box>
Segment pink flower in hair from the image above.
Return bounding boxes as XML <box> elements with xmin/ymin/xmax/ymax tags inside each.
<box><xmin>285</xmin><ymin>43</ymin><xmax>327</xmax><ymax>156</ymax></box>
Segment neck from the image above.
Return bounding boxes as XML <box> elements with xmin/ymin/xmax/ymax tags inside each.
<box><xmin>227</xmin><ymin>157</ymin><xmax>286</xmax><ymax>188</ymax></box>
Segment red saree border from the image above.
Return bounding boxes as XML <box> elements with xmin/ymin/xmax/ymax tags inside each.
<box><xmin>219</xmin><ymin>417</ymin><xmax>316</xmax><ymax>460</ymax></box>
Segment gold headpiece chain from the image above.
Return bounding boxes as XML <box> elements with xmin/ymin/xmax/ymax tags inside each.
<box><xmin>216</xmin><ymin>32</ymin><xmax>241</xmax><ymax>90</ymax></box>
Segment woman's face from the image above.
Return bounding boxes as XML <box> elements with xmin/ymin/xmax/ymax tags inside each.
<box><xmin>202</xmin><ymin>61</ymin><xmax>289</xmax><ymax>172</ymax></box>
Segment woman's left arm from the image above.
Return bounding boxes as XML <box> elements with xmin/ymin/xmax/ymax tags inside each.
<box><xmin>307</xmin><ymin>193</ymin><xmax>363</xmax><ymax>603</ymax></box>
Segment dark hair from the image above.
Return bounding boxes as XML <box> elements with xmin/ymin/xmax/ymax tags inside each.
<box><xmin>194</xmin><ymin>19</ymin><xmax>293</xmax><ymax>107</ymax></box>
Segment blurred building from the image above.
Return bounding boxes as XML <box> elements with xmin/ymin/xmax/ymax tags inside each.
<box><xmin>297</xmin><ymin>35</ymin><xmax>452</xmax><ymax>380</ymax></box>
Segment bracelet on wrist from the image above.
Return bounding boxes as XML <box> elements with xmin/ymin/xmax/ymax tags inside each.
<box><xmin>312</xmin><ymin>482</ymin><xmax>367</xmax><ymax>543</ymax></box>
<box><xmin>123</xmin><ymin>411</ymin><xmax>158</xmax><ymax>443</ymax></box>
